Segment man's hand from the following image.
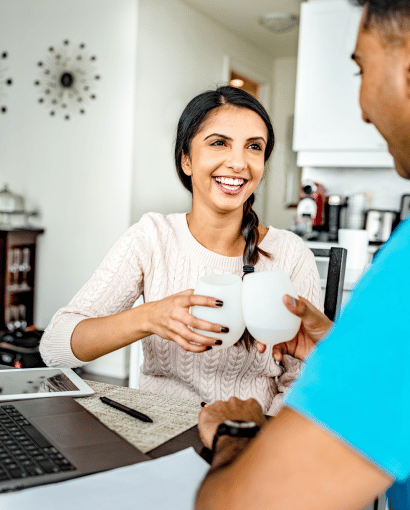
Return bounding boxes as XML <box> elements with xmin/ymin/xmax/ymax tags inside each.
<box><xmin>256</xmin><ymin>296</ymin><xmax>333</xmax><ymax>361</ymax></box>
<box><xmin>198</xmin><ymin>397</ymin><xmax>267</xmax><ymax>450</ymax></box>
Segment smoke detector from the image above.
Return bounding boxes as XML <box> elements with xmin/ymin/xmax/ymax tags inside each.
<box><xmin>258</xmin><ymin>13</ymin><xmax>299</xmax><ymax>34</ymax></box>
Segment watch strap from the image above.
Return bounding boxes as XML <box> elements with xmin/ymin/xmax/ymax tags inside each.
<box><xmin>211</xmin><ymin>420</ymin><xmax>260</xmax><ymax>456</ymax></box>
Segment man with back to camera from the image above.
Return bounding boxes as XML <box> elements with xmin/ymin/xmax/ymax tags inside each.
<box><xmin>195</xmin><ymin>1</ymin><xmax>410</xmax><ymax>509</ymax></box>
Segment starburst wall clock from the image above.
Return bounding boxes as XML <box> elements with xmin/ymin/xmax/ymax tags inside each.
<box><xmin>0</xmin><ymin>51</ymin><xmax>13</xmax><ymax>114</ymax></box>
<box><xmin>34</xmin><ymin>40</ymin><xmax>101</xmax><ymax>120</ymax></box>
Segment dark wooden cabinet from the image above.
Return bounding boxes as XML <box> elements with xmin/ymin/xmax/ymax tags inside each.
<box><xmin>0</xmin><ymin>228</ymin><xmax>44</xmax><ymax>332</ymax></box>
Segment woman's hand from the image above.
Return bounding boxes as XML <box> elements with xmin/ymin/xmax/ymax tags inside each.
<box><xmin>143</xmin><ymin>289</ymin><xmax>227</xmax><ymax>353</ymax></box>
<box><xmin>256</xmin><ymin>295</ymin><xmax>333</xmax><ymax>361</ymax></box>
<box><xmin>198</xmin><ymin>397</ymin><xmax>267</xmax><ymax>450</ymax></box>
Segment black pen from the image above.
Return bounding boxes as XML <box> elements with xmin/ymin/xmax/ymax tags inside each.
<box><xmin>100</xmin><ymin>396</ymin><xmax>153</xmax><ymax>423</ymax></box>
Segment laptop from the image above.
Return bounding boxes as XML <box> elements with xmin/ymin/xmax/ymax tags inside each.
<box><xmin>0</xmin><ymin>367</ymin><xmax>150</xmax><ymax>493</ymax></box>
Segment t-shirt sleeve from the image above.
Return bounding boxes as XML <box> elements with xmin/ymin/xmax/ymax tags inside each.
<box><xmin>284</xmin><ymin>217</ymin><xmax>410</xmax><ymax>481</ymax></box>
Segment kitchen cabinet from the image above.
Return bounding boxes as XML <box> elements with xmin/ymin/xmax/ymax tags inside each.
<box><xmin>293</xmin><ymin>0</ymin><xmax>394</xmax><ymax>167</ymax></box>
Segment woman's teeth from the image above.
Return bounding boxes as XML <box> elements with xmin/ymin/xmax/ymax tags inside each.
<box><xmin>214</xmin><ymin>177</ymin><xmax>245</xmax><ymax>190</ymax></box>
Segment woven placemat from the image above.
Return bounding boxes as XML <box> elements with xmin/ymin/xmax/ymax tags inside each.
<box><xmin>74</xmin><ymin>381</ymin><xmax>201</xmax><ymax>454</ymax></box>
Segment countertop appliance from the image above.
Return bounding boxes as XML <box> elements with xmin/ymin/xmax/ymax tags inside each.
<box><xmin>324</xmin><ymin>194</ymin><xmax>345</xmax><ymax>241</ymax></box>
<box><xmin>345</xmin><ymin>192</ymin><xmax>367</xmax><ymax>230</ymax></box>
<box><xmin>365</xmin><ymin>209</ymin><xmax>398</xmax><ymax>244</ymax></box>
<box><xmin>297</xmin><ymin>180</ymin><xmax>326</xmax><ymax>227</ymax></box>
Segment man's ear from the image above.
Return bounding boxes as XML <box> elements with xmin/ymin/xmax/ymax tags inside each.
<box><xmin>181</xmin><ymin>152</ymin><xmax>192</xmax><ymax>176</ymax></box>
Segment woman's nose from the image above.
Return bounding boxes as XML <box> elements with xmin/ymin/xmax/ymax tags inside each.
<box><xmin>225</xmin><ymin>149</ymin><xmax>246</xmax><ymax>172</ymax></box>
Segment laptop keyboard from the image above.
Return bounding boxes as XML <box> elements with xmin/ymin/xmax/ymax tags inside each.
<box><xmin>0</xmin><ymin>404</ymin><xmax>76</xmax><ymax>483</ymax></box>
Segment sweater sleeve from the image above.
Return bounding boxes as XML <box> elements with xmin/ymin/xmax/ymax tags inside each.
<box><xmin>267</xmin><ymin>234</ymin><xmax>323</xmax><ymax>416</ymax></box>
<box><xmin>39</xmin><ymin>222</ymin><xmax>149</xmax><ymax>368</ymax></box>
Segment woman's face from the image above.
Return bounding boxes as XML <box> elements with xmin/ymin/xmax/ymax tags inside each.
<box><xmin>181</xmin><ymin>106</ymin><xmax>268</xmax><ymax>215</ymax></box>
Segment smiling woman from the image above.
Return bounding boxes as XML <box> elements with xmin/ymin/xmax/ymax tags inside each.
<box><xmin>39</xmin><ymin>86</ymin><xmax>322</xmax><ymax>416</ymax></box>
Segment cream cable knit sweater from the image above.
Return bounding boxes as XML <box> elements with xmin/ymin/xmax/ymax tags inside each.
<box><xmin>40</xmin><ymin>213</ymin><xmax>322</xmax><ymax>415</ymax></box>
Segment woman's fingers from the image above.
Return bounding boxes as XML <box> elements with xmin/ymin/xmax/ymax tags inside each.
<box><xmin>175</xmin><ymin>289</ymin><xmax>224</xmax><ymax>307</ymax></box>
<box><xmin>148</xmin><ymin>290</ymin><xmax>230</xmax><ymax>352</ymax></box>
<box><xmin>177</xmin><ymin>323</ymin><xmax>221</xmax><ymax>346</ymax></box>
<box><xmin>171</xmin><ymin>334</ymin><xmax>212</xmax><ymax>353</ymax></box>
<box><xmin>186</xmin><ymin>293</ymin><xmax>224</xmax><ymax>309</ymax></box>
<box><xmin>187</xmin><ymin>315</ymin><xmax>228</xmax><ymax>334</ymax></box>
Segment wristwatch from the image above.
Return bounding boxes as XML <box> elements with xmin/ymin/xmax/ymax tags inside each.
<box><xmin>211</xmin><ymin>419</ymin><xmax>260</xmax><ymax>455</ymax></box>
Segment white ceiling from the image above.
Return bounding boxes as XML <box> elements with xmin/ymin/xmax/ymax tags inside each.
<box><xmin>179</xmin><ymin>0</ymin><xmax>303</xmax><ymax>59</ymax></box>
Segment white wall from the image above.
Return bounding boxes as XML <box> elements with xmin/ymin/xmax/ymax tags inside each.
<box><xmin>265</xmin><ymin>57</ymin><xmax>299</xmax><ymax>230</ymax></box>
<box><xmin>131</xmin><ymin>0</ymin><xmax>274</xmax><ymax>225</ymax></box>
<box><xmin>0</xmin><ymin>0</ymin><xmax>138</xmax><ymax>378</ymax></box>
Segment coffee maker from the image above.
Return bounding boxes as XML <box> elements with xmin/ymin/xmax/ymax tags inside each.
<box><xmin>296</xmin><ymin>180</ymin><xmax>327</xmax><ymax>234</ymax></box>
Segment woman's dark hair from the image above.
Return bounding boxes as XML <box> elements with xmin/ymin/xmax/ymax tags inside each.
<box><xmin>350</xmin><ymin>0</ymin><xmax>410</xmax><ymax>32</ymax></box>
<box><xmin>175</xmin><ymin>86</ymin><xmax>275</xmax><ymax>349</ymax></box>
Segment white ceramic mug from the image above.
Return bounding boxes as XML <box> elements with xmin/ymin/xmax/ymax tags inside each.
<box><xmin>191</xmin><ymin>274</ymin><xmax>245</xmax><ymax>349</ymax></box>
<box><xmin>338</xmin><ymin>228</ymin><xmax>369</xmax><ymax>281</ymax></box>
<box><xmin>242</xmin><ymin>268</ymin><xmax>301</xmax><ymax>346</ymax></box>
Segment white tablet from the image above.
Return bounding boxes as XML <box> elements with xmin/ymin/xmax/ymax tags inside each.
<box><xmin>0</xmin><ymin>367</ymin><xmax>94</xmax><ymax>401</ymax></box>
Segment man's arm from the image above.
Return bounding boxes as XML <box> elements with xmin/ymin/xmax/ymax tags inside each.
<box><xmin>196</xmin><ymin>405</ymin><xmax>393</xmax><ymax>510</ymax></box>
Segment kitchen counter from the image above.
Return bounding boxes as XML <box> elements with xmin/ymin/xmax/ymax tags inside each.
<box><xmin>304</xmin><ymin>240</ymin><xmax>378</xmax><ymax>291</ymax></box>
<box><xmin>304</xmin><ymin>240</ymin><xmax>379</xmax><ymax>255</ymax></box>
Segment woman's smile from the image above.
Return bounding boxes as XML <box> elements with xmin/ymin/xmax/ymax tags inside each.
<box><xmin>213</xmin><ymin>175</ymin><xmax>248</xmax><ymax>195</ymax></box>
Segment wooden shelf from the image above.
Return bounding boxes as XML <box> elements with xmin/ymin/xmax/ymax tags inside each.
<box><xmin>0</xmin><ymin>228</ymin><xmax>44</xmax><ymax>332</ymax></box>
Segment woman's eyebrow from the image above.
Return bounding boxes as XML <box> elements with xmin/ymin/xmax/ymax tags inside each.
<box><xmin>247</xmin><ymin>136</ymin><xmax>266</xmax><ymax>144</ymax></box>
<box><xmin>203</xmin><ymin>133</ymin><xmax>266</xmax><ymax>144</ymax></box>
<box><xmin>203</xmin><ymin>133</ymin><xmax>232</xmax><ymax>141</ymax></box>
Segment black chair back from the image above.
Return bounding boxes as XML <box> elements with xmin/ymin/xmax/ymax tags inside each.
<box><xmin>310</xmin><ymin>247</ymin><xmax>347</xmax><ymax>321</ymax></box>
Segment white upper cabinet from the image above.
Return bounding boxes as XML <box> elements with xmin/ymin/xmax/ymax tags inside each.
<box><xmin>293</xmin><ymin>0</ymin><xmax>394</xmax><ymax>167</ymax></box>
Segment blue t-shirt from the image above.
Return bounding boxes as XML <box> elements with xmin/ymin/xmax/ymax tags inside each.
<box><xmin>284</xmin><ymin>216</ymin><xmax>410</xmax><ymax>507</ymax></box>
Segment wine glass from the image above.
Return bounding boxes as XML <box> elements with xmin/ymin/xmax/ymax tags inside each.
<box><xmin>242</xmin><ymin>268</ymin><xmax>301</xmax><ymax>346</ymax></box>
<box><xmin>19</xmin><ymin>304</ymin><xmax>27</xmax><ymax>329</ymax></box>
<box><xmin>191</xmin><ymin>274</ymin><xmax>245</xmax><ymax>349</ymax></box>
<box><xmin>8</xmin><ymin>249</ymin><xmax>20</xmax><ymax>290</ymax></box>
<box><xmin>19</xmin><ymin>248</ymin><xmax>31</xmax><ymax>290</ymax></box>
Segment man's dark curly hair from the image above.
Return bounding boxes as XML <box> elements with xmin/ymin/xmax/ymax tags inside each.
<box><xmin>350</xmin><ymin>0</ymin><xmax>410</xmax><ymax>32</ymax></box>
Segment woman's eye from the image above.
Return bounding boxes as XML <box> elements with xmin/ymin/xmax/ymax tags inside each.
<box><xmin>249</xmin><ymin>143</ymin><xmax>262</xmax><ymax>150</ymax></box>
<box><xmin>210</xmin><ymin>140</ymin><xmax>225</xmax><ymax>146</ymax></box>
<box><xmin>354</xmin><ymin>69</ymin><xmax>363</xmax><ymax>76</ymax></box>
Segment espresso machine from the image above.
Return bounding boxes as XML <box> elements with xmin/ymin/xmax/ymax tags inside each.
<box><xmin>295</xmin><ymin>180</ymin><xmax>326</xmax><ymax>238</ymax></box>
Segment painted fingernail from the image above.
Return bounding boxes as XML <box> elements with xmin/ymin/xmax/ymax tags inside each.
<box><xmin>215</xmin><ymin>340</ymin><xmax>223</xmax><ymax>345</ymax></box>
<box><xmin>221</xmin><ymin>327</ymin><xmax>229</xmax><ymax>333</ymax></box>
<box><xmin>285</xmin><ymin>295</ymin><xmax>296</xmax><ymax>307</ymax></box>
<box><xmin>215</xmin><ymin>300</ymin><xmax>223</xmax><ymax>307</ymax></box>
<box><xmin>200</xmin><ymin>402</ymin><xmax>208</xmax><ymax>407</ymax></box>
<box><xmin>206</xmin><ymin>346</ymin><xmax>212</xmax><ymax>351</ymax></box>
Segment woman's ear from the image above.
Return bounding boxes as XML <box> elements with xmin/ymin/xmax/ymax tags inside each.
<box><xmin>181</xmin><ymin>152</ymin><xmax>192</xmax><ymax>176</ymax></box>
